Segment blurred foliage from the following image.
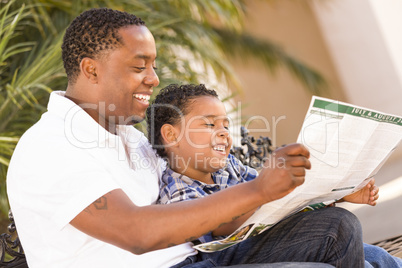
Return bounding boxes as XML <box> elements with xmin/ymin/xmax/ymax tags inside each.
<box><xmin>0</xmin><ymin>0</ymin><xmax>326</xmax><ymax>220</ymax></box>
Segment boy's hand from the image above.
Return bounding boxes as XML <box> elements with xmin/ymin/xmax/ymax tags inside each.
<box><xmin>341</xmin><ymin>178</ymin><xmax>379</xmax><ymax>206</ymax></box>
<box><xmin>256</xmin><ymin>143</ymin><xmax>311</xmax><ymax>203</ymax></box>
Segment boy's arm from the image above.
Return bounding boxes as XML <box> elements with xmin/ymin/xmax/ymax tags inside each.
<box><xmin>70</xmin><ymin>143</ymin><xmax>310</xmax><ymax>254</ymax></box>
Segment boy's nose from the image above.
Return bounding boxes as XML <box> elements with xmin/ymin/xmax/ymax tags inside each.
<box><xmin>217</xmin><ymin>128</ymin><xmax>230</xmax><ymax>138</ymax></box>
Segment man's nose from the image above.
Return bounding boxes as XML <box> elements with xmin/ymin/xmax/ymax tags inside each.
<box><xmin>144</xmin><ymin>69</ymin><xmax>159</xmax><ymax>87</ymax></box>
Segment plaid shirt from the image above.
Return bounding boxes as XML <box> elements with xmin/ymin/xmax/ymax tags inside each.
<box><xmin>158</xmin><ymin>154</ymin><xmax>258</xmax><ymax>243</ymax></box>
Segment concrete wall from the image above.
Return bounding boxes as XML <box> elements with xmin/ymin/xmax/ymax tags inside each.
<box><xmin>231</xmin><ymin>0</ymin><xmax>345</xmax><ymax>147</ymax></box>
<box><xmin>310</xmin><ymin>0</ymin><xmax>402</xmax><ymax>243</ymax></box>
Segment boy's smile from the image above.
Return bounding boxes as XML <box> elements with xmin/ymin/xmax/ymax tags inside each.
<box><xmin>212</xmin><ymin>144</ymin><xmax>228</xmax><ymax>155</ymax></box>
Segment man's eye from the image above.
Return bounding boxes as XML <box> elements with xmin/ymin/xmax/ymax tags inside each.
<box><xmin>205</xmin><ymin>124</ymin><xmax>215</xmax><ymax>127</ymax></box>
<box><xmin>134</xmin><ymin>67</ymin><xmax>146</xmax><ymax>71</ymax></box>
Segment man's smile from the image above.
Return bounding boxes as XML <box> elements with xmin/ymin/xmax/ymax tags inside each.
<box><xmin>133</xmin><ymin>93</ymin><xmax>151</xmax><ymax>104</ymax></box>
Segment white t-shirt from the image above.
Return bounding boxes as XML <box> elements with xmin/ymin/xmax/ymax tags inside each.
<box><xmin>7</xmin><ymin>91</ymin><xmax>196</xmax><ymax>268</ymax></box>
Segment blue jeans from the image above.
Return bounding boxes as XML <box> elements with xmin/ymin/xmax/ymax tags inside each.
<box><xmin>364</xmin><ymin>243</ymin><xmax>402</xmax><ymax>268</ymax></box>
<box><xmin>171</xmin><ymin>207</ymin><xmax>364</xmax><ymax>268</ymax></box>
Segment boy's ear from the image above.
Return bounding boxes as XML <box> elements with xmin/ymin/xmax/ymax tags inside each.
<box><xmin>160</xmin><ymin>124</ymin><xmax>179</xmax><ymax>146</ymax></box>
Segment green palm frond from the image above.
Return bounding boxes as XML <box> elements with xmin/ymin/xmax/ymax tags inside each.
<box><xmin>0</xmin><ymin>1</ymin><xmax>66</xmax><ymax>215</ymax></box>
<box><xmin>0</xmin><ymin>165</ymin><xmax>8</xmax><ymax>215</ymax></box>
<box><xmin>0</xmin><ymin>2</ymin><xmax>32</xmax><ymax>71</ymax></box>
<box><xmin>0</xmin><ymin>36</ymin><xmax>65</xmax><ymax>132</ymax></box>
<box><xmin>0</xmin><ymin>136</ymin><xmax>19</xmax><ymax>166</ymax></box>
<box><xmin>0</xmin><ymin>0</ymin><xmax>328</xmax><ymax>220</ymax></box>
<box><xmin>127</xmin><ymin>0</ymin><xmax>325</xmax><ymax>93</ymax></box>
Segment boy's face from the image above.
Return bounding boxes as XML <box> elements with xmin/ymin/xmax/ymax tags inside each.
<box><xmin>169</xmin><ymin>96</ymin><xmax>232</xmax><ymax>180</ymax></box>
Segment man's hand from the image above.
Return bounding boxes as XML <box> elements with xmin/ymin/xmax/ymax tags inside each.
<box><xmin>341</xmin><ymin>178</ymin><xmax>379</xmax><ymax>206</ymax></box>
<box><xmin>255</xmin><ymin>143</ymin><xmax>311</xmax><ymax>203</ymax></box>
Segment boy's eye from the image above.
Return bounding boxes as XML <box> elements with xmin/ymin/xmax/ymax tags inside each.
<box><xmin>205</xmin><ymin>123</ymin><xmax>215</xmax><ymax>127</ymax></box>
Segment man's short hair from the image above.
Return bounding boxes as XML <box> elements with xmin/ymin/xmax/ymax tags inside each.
<box><xmin>61</xmin><ymin>8</ymin><xmax>145</xmax><ymax>84</ymax></box>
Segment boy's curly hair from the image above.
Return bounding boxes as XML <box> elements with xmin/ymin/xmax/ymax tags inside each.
<box><xmin>146</xmin><ymin>84</ymin><xmax>219</xmax><ymax>158</ymax></box>
<box><xmin>61</xmin><ymin>8</ymin><xmax>145</xmax><ymax>84</ymax></box>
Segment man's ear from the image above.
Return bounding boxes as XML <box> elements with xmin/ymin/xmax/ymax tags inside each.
<box><xmin>80</xmin><ymin>57</ymin><xmax>98</xmax><ymax>83</ymax></box>
<box><xmin>160</xmin><ymin>124</ymin><xmax>179</xmax><ymax>146</ymax></box>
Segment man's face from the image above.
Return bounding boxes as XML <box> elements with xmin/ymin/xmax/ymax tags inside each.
<box><xmin>95</xmin><ymin>25</ymin><xmax>159</xmax><ymax>126</ymax></box>
<box><xmin>170</xmin><ymin>96</ymin><xmax>232</xmax><ymax>179</ymax></box>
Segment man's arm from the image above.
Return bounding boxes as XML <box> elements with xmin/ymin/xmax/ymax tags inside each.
<box><xmin>211</xmin><ymin>209</ymin><xmax>256</xmax><ymax>237</ymax></box>
<box><xmin>70</xmin><ymin>143</ymin><xmax>310</xmax><ymax>254</ymax></box>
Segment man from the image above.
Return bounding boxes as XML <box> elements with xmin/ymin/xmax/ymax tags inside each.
<box><xmin>7</xmin><ymin>8</ymin><xmax>363</xmax><ymax>267</ymax></box>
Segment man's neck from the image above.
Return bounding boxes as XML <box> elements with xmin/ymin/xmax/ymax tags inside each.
<box><xmin>65</xmin><ymin>91</ymin><xmax>117</xmax><ymax>135</ymax></box>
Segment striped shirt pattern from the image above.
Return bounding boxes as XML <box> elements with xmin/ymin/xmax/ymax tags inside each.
<box><xmin>158</xmin><ymin>154</ymin><xmax>258</xmax><ymax>243</ymax></box>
